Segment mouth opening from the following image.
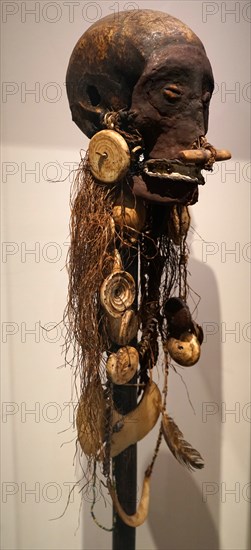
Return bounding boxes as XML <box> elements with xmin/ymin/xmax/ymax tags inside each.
<box><xmin>143</xmin><ymin>158</ymin><xmax>205</xmax><ymax>185</ymax></box>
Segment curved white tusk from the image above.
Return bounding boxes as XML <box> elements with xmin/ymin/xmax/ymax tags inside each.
<box><xmin>106</xmin><ymin>308</ymin><xmax>138</xmax><ymax>346</ymax></box>
<box><xmin>107</xmin><ymin>473</ymin><xmax>151</xmax><ymax>527</ymax></box>
<box><xmin>77</xmin><ymin>380</ymin><xmax>161</xmax><ymax>459</ymax></box>
<box><xmin>111</xmin><ymin>380</ymin><xmax>161</xmax><ymax>457</ymax></box>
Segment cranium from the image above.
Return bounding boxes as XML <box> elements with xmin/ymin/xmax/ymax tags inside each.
<box><xmin>66</xmin><ymin>9</ymin><xmax>229</xmax><ymax>205</ymax></box>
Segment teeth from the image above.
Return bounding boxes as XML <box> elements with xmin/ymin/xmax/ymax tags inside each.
<box><xmin>143</xmin><ymin>159</ymin><xmax>204</xmax><ymax>184</ymax></box>
<box><xmin>144</xmin><ymin>170</ymin><xmax>199</xmax><ymax>182</ymax></box>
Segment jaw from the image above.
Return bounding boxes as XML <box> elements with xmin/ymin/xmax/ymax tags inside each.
<box><xmin>131</xmin><ymin>155</ymin><xmax>205</xmax><ymax>205</ymax></box>
<box><xmin>143</xmin><ymin>158</ymin><xmax>205</xmax><ymax>185</ymax></box>
<box><xmin>129</xmin><ymin>128</ymin><xmax>229</xmax><ymax>204</ymax></box>
<box><xmin>131</xmin><ymin>171</ymin><xmax>200</xmax><ymax>205</ymax></box>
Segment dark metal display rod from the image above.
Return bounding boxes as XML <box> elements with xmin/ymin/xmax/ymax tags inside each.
<box><xmin>112</xmin><ymin>246</ymin><xmax>138</xmax><ymax>550</ymax></box>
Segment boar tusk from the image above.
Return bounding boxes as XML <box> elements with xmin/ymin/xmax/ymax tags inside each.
<box><xmin>110</xmin><ymin>380</ymin><xmax>161</xmax><ymax>457</ymax></box>
<box><xmin>112</xmin><ymin>249</ymin><xmax>123</xmax><ymax>272</ymax></box>
<box><xmin>77</xmin><ymin>380</ymin><xmax>161</xmax><ymax>459</ymax></box>
<box><xmin>107</xmin><ymin>473</ymin><xmax>151</xmax><ymax>527</ymax></box>
<box><xmin>106</xmin><ymin>308</ymin><xmax>138</xmax><ymax>346</ymax></box>
<box><xmin>178</xmin><ymin>149</ymin><xmax>231</xmax><ymax>164</ymax></box>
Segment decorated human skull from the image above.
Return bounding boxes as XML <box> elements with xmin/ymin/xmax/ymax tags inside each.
<box><xmin>66</xmin><ymin>10</ymin><xmax>229</xmax><ymax>205</ymax></box>
<box><xmin>65</xmin><ymin>10</ymin><xmax>231</xmax><ymax>529</ymax></box>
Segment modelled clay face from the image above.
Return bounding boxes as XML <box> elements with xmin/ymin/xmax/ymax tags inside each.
<box><xmin>130</xmin><ymin>41</ymin><xmax>215</xmax><ymax>203</ymax></box>
<box><xmin>131</xmin><ymin>44</ymin><xmax>214</xmax><ymax>159</ymax></box>
<box><xmin>66</xmin><ymin>9</ymin><xmax>230</xmax><ymax>205</ymax></box>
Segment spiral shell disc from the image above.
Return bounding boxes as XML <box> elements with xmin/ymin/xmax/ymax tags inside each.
<box><xmin>88</xmin><ymin>129</ymin><xmax>130</xmax><ymax>183</ymax></box>
<box><xmin>100</xmin><ymin>270</ymin><xmax>136</xmax><ymax>318</ymax></box>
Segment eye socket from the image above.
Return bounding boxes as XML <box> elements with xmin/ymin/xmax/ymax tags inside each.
<box><xmin>163</xmin><ymin>84</ymin><xmax>182</xmax><ymax>102</ymax></box>
<box><xmin>86</xmin><ymin>84</ymin><xmax>101</xmax><ymax>106</ymax></box>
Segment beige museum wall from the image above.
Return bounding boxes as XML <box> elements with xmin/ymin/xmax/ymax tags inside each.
<box><xmin>1</xmin><ymin>1</ymin><xmax>250</xmax><ymax>549</ymax></box>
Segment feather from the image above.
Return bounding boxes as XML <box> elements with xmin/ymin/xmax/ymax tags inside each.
<box><xmin>161</xmin><ymin>412</ymin><xmax>204</xmax><ymax>470</ymax></box>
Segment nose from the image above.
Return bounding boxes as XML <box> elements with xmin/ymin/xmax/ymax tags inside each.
<box><xmin>178</xmin><ymin>148</ymin><xmax>231</xmax><ymax>165</ymax></box>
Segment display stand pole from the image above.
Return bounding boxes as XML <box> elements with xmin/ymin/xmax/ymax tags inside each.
<box><xmin>112</xmin><ymin>246</ymin><xmax>138</xmax><ymax>550</ymax></box>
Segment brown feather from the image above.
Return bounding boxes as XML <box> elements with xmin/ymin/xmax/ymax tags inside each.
<box><xmin>161</xmin><ymin>412</ymin><xmax>204</xmax><ymax>470</ymax></box>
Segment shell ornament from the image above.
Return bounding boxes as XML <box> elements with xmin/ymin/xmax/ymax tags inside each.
<box><xmin>64</xmin><ymin>10</ymin><xmax>231</xmax><ymax>533</ymax></box>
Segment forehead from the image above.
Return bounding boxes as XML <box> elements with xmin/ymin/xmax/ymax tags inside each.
<box><xmin>143</xmin><ymin>44</ymin><xmax>214</xmax><ymax>85</ymax></box>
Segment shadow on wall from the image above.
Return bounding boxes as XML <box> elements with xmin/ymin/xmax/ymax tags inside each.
<box><xmin>148</xmin><ymin>255</ymin><xmax>222</xmax><ymax>550</ymax></box>
<box><xmin>148</xmin><ymin>451</ymin><xmax>218</xmax><ymax>550</ymax></box>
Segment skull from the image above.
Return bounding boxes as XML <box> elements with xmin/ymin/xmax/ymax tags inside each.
<box><xmin>66</xmin><ymin>10</ymin><xmax>227</xmax><ymax>204</ymax></box>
